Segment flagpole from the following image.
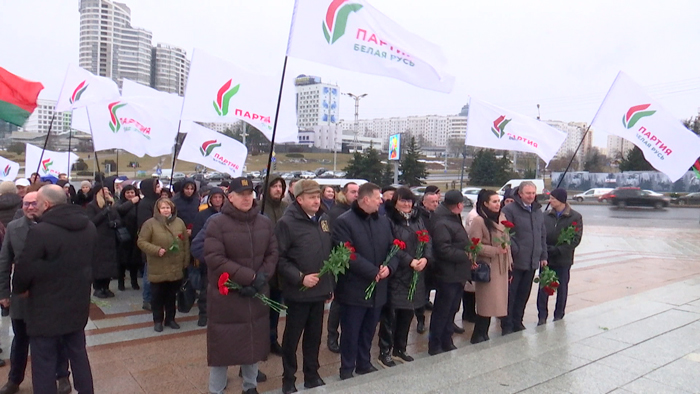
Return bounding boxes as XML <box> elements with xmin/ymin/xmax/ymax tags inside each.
<box><xmin>34</xmin><ymin>114</ymin><xmax>57</xmax><ymax>180</ymax></box>
<box><xmin>85</xmin><ymin>107</ymin><xmax>102</xmax><ymax>182</ymax></box>
<box><xmin>260</xmin><ymin>55</ymin><xmax>289</xmax><ymax>215</ymax></box>
<box><xmin>67</xmin><ymin>128</ymin><xmax>73</xmax><ymax>177</ymax></box>
<box><xmin>168</xmin><ymin>120</ymin><xmax>183</xmax><ymax>189</ymax></box>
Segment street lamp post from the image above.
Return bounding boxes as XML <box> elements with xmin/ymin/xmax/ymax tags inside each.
<box><xmin>343</xmin><ymin>92</ymin><xmax>367</xmax><ymax>153</ymax></box>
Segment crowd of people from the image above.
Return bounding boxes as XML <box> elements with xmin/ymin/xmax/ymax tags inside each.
<box><xmin>0</xmin><ymin>171</ymin><xmax>583</xmax><ymax>394</ymax></box>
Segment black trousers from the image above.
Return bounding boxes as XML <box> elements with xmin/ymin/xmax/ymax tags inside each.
<box><xmin>118</xmin><ymin>265</ymin><xmax>139</xmax><ymax>283</ymax></box>
<box><xmin>428</xmin><ymin>281</ymin><xmax>463</xmax><ymax>351</ymax></box>
<box><xmin>269</xmin><ymin>287</ymin><xmax>283</xmax><ymax>343</ymax></box>
<box><xmin>327</xmin><ymin>298</ymin><xmax>341</xmax><ymax>343</ymax></box>
<box><xmin>378</xmin><ymin>306</ymin><xmax>414</xmax><ymax>354</ymax></box>
<box><xmin>536</xmin><ymin>265</ymin><xmax>571</xmax><ymax>320</ymax></box>
<box><xmin>339</xmin><ymin>303</ymin><xmax>381</xmax><ymax>373</ymax></box>
<box><xmin>281</xmin><ymin>300</ymin><xmax>324</xmax><ymax>383</ymax></box>
<box><xmin>502</xmin><ymin>268</ymin><xmax>536</xmax><ymax>331</ymax></box>
<box><xmin>30</xmin><ymin>330</ymin><xmax>93</xmax><ymax>394</ymax></box>
<box><xmin>9</xmin><ymin>318</ymin><xmax>70</xmax><ymax>385</ymax></box>
<box><xmin>197</xmin><ymin>261</ymin><xmax>208</xmax><ymax>317</ymax></box>
<box><xmin>150</xmin><ymin>280</ymin><xmax>181</xmax><ymax>324</ymax></box>
<box><xmin>92</xmin><ymin>278</ymin><xmax>110</xmax><ymax>291</ymax></box>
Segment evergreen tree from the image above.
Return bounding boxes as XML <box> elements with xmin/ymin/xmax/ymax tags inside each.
<box><xmin>343</xmin><ymin>151</ymin><xmax>366</xmax><ymax>179</ymax></box>
<box><xmin>343</xmin><ymin>144</ymin><xmax>384</xmax><ymax>184</ymax></box>
<box><xmin>380</xmin><ymin>161</ymin><xmax>394</xmax><ymax>186</ymax></box>
<box><xmin>399</xmin><ymin>136</ymin><xmax>428</xmax><ymax>186</ymax></box>
<box><xmin>468</xmin><ymin>149</ymin><xmax>510</xmax><ymax>186</ymax></box>
<box><xmin>618</xmin><ymin>146</ymin><xmax>654</xmax><ymax>172</ymax></box>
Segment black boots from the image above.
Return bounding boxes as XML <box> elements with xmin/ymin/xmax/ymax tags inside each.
<box><xmin>470</xmin><ymin>315</ymin><xmax>491</xmax><ymax>344</ymax></box>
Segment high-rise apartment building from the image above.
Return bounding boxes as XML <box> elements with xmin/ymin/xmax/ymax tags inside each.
<box><xmin>295</xmin><ymin>75</ymin><xmax>339</xmax><ymax>129</ymax></box>
<box><xmin>336</xmin><ymin>115</ymin><xmax>467</xmax><ymax>148</ymax></box>
<box><xmin>152</xmin><ymin>44</ymin><xmax>190</xmax><ymax>96</ymax></box>
<box><xmin>548</xmin><ymin>120</ymin><xmax>592</xmax><ymax>167</ymax></box>
<box><xmin>17</xmin><ymin>100</ymin><xmax>72</xmax><ymax>134</ymax></box>
<box><xmin>606</xmin><ymin>134</ymin><xmax>635</xmax><ymax>159</ymax></box>
<box><xmin>79</xmin><ymin>0</ymin><xmax>152</xmax><ymax>87</ymax></box>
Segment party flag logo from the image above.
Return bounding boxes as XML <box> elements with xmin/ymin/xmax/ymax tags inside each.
<box><xmin>108</xmin><ymin>101</ymin><xmax>127</xmax><ymax>132</ymax></box>
<box><xmin>41</xmin><ymin>158</ymin><xmax>53</xmax><ymax>174</ymax></box>
<box><xmin>491</xmin><ymin>115</ymin><xmax>511</xmax><ymax>139</ymax></box>
<box><xmin>2</xmin><ymin>165</ymin><xmax>10</xmax><ymax>177</ymax></box>
<box><xmin>622</xmin><ymin>104</ymin><xmax>656</xmax><ymax>129</ymax></box>
<box><xmin>200</xmin><ymin>140</ymin><xmax>222</xmax><ymax>157</ymax></box>
<box><xmin>213</xmin><ymin>80</ymin><xmax>240</xmax><ymax>116</ymax></box>
<box><xmin>323</xmin><ymin>0</ymin><xmax>363</xmax><ymax>44</ymax></box>
<box><xmin>69</xmin><ymin>80</ymin><xmax>88</xmax><ymax>104</ymax></box>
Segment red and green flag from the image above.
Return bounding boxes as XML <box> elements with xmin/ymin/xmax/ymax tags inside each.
<box><xmin>0</xmin><ymin>67</ymin><xmax>44</xmax><ymax>126</ymax></box>
<box><xmin>693</xmin><ymin>159</ymin><xmax>700</xmax><ymax>180</ymax></box>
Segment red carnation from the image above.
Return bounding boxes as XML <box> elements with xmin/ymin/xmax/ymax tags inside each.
<box><xmin>219</xmin><ymin>285</ymin><xmax>229</xmax><ymax>295</ymax></box>
<box><xmin>471</xmin><ymin>238</ymin><xmax>481</xmax><ymax>244</ymax></box>
<box><xmin>501</xmin><ymin>220</ymin><xmax>515</xmax><ymax>228</ymax></box>
<box><xmin>218</xmin><ymin>272</ymin><xmax>230</xmax><ymax>289</ymax></box>
<box><xmin>178</xmin><ymin>233</ymin><xmax>185</xmax><ymax>240</ymax></box>
<box><xmin>393</xmin><ymin>239</ymin><xmax>406</xmax><ymax>250</ymax></box>
<box><xmin>350</xmin><ymin>253</ymin><xmax>357</xmax><ymax>261</ymax></box>
<box><xmin>550</xmin><ymin>281</ymin><xmax>559</xmax><ymax>288</ymax></box>
<box><xmin>574</xmin><ymin>227</ymin><xmax>580</xmax><ymax>232</ymax></box>
<box><xmin>187</xmin><ymin>224</ymin><xmax>193</xmax><ymax>230</ymax></box>
<box><xmin>469</xmin><ymin>245</ymin><xmax>476</xmax><ymax>251</ymax></box>
<box><xmin>572</xmin><ymin>221</ymin><xmax>578</xmax><ymax>226</ymax></box>
<box><xmin>344</xmin><ymin>241</ymin><xmax>352</xmax><ymax>249</ymax></box>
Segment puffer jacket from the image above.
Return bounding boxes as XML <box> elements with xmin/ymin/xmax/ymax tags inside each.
<box><xmin>386</xmin><ymin>203</ymin><xmax>433</xmax><ymax>310</ymax></box>
<box><xmin>430</xmin><ymin>203</ymin><xmax>471</xmax><ymax>284</ymax></box>
<box><xmin>276</xmin><ymin>202</ymin><xmax>334</xmax><ymax>302</ymax></box>
<box><xmin>137</xmin><ymin>200</ymin><xmax>189</xmax><ymax>283</ymax></box>
<box><xmin>502</xmin><ymin>193</ymin><xmax>547</xmax><ymax>271</ymax></box>
<box><xmin>544</xmin><ymin>204</ymin><xmax>583</xmax><ymax>267</ymax></box>
<box><xmin>0</xmin><ymin>193</ymin><xmax>22</xmax><ymax>227</ymax></box>
<box><xmin>203</xmin><ymin>200</ymin><xmax>278</xmax><ymax>367</ymax></box>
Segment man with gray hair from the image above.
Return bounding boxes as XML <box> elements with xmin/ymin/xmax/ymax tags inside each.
<box><xmin>13</xmin><ymin>185</ymin><xmax>97</xmax><ymax>393</ymax></box>
<box><xmin>501</xmin><ymin>181</ymin><xmax>548</xmax><ymax>335</ymax></box>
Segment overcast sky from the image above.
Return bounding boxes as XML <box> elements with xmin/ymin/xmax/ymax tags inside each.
<box><xmin>2</xmin><ymin>0</ymin><xmax>699</xmax><ymax>147</ymax></box>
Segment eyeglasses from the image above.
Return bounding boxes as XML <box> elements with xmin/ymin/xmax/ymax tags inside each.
<box><xmin>23</xmin><ymin>201</ymin><xmax>38</xmax><ymax>207</ymax></box>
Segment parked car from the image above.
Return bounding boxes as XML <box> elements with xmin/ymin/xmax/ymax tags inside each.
<box><xmin>281</xmin><ymin>172</ymin><xmax>296</xmax><ymax>180</ymax></box>
<box><xmin>315</xmin><ymin>168</ymin><xmax>328</xmax><ymax>176</ymax></box>
<box><xmin>673</xmin><ymin>192</ymin><xmax>700</xmax><ymax>205</ymax></box>
<box><xmin>318</xmin><ymin>171</ymin><xmax>336</xmax><ymax>179</ymax></box>
<box><xmin>461</xmin><ymin>187</ymin><xmax>482</xmax><ymax>205</ymax></box>
<box><xmin>572</xmin><ymin>188</ymin><xmax>614</xmax><ymax>202</ymax></box>
<box><xmin>643</xmin><ymin>190</ymin><xmax>663</xmax><ymax>197</ymax></box>
<box><xmin>171</xmin><ymin>172</ymin><xmax>186</xmax><ymax>182</ymax></box>
<box><xmin>300</xmin><ymin>171</ymin><xmax>317</xmax><ymax>179</ymax></box>
<box><xmin>248</xmin><ymin>171</ymin><xmax>261</xmax><ymax>179</ymax></box>
<box><xmin>605</xmin><ymin>187</ymin><xmax>670</xmax><ymax>209</ymax></box>
<box><xmin>334</xmin><ymin>171</ymin><xmax>347</xmax><ymax>178</ymax></box>
<box><xmin>411</xmin><ymin>186</ymin><xmax>427</xmax><ymax>198</ymax></box>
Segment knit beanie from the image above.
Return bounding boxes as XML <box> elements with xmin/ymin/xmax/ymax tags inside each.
<box><xmin>550</xmin><ymin>188</ymin><xmax>568</xmax><ymax>204</ymax></box>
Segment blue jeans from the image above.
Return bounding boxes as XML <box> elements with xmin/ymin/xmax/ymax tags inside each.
<box><xmin>142</xmin><ymin>262</ymin><xmax>151</xmax><ymax>303</ymax></box>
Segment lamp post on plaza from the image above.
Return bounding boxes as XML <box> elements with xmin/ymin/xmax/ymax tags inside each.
<box><xmin>343</xmin><ymin>92</ymin><xmax>367</xmax><ymax>153</ymax></box>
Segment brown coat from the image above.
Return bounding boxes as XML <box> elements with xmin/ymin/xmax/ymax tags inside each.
<box><xmin>468</xmin><ymin>213</ymin><xmax>513</xmax><ymax>317</ymax></box>
<box><xmin>204</xmin><ymin>201</ymin><xmax>278</xmax><ymax>367</ymax></box>
<box><xmin>137</xmin><ymin>212</ymin><xmax>189</xmax><ymax>283</ymax></box>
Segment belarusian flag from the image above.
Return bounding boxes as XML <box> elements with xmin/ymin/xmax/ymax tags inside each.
<box><xmin>693</xmin><ymin>159</ymin><xmax>700</xmax><ymax>180</ymax></box>
<box><xmin>0</xmin><ymin>67</ymin><xmax>44</xmax><ymax>126</ymax></box>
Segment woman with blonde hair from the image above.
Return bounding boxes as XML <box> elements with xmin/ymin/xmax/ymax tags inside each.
<box><xmin>137</xmin><ymin>198</ymin><xmax>189</xmax><ymax>332</ymax></box>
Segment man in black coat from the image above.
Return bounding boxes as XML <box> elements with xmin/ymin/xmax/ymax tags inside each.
<box><xmin>276</xmin><ymin>180</ymin><xmax>333</xmax><ymax>394</ymax></box>
<box><xmin>537</xmin><ymin>188</ymin><xmax>583</xmax><ymax>325</ymax></box>
<box><xmin>428</xmin><ymin>190</ymin><xmax>470</xmax><ymax>356</ymax></box>
<box><xmin>502</xmin><ymin>181</ymin><xmax>548</xmax><ymax>334</ymax></box>
<box><xmin>325</xmin><ymin>181</ymin><xmax>359</xmax><ymax>353</ymax></box>
<box><xmin>192</xmin><ymin>187</ymin><xmax>226</xmax><ymax>327</ymax></box>
<box><xmin>12</xmin><ymin>185</ymin><xmax>97</xmax><ymax>394</ymax></box>
<box><xmin>332</xmin><ymin>183</ymin><xmax>399</xmax><ymax>380</ymax></box>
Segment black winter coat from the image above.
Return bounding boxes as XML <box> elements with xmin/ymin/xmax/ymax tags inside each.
<box><xmin>430</xmin><ymin>204</ymin><xmax>471</xmax><ymax>284</ymax></box>
<box><xmin>544</xmin><ymin>205</ymin><xmax>583</xmax><ymax>267</ymax></box>
<box><xmin>276</xmin><ymin>202</ymin><xmax>334</xmax><ymax>303</ymax></box>
<box><xmin>328</xmin><ymin>201</ymin><xmax>350</xmax><ymax>230</ymax></box>
<box><xmin>172</xmin><ymin>178</ymin><xmax>199</xmax><ymax>227</ymax></box>
<box><xmin>86</xmin><ymin>200</ymin><xmax>120</xmax><ymax>279</ymax></box>
<box><xmin>137</xmin><ymin>178</ymin><xmax>159</xmax><ymax>230</ymax></box>
<box><xmin>116</xmin><ymin>197</ymin><xmax>141</xmax><ymax>268</ymax></box>
<box><xmin>386</xmin><ymin>205</ymin><xmax>434</xmax><ymax>310</ymax></box>
<box><xmin>13</xmin><ymin>204</ymin><xmax>97</xmax><ymax>337</ymax></box>
<box><xmin>0</xmin><ymin>194</ymin><xmax>22</xmax><ymax>227</ymax></box>
<box><xmin>332</xmin><ymin>202</ymin><xmax>399</xmax><ymax>308</ymax></box>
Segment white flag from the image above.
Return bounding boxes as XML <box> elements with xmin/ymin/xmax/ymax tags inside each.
<box><xmin>466</xmin><ymin>97</ymin><xmax>567</xmax><ymax>164</ymax></box>
<box><xmin>287</xmin><ymin>0</ymin><xmax>455</xmax><ymax>93</ymax></box>
<box><xmin>84</xmin><ymin>98</ymin><xmax>179</xmax><ymax>157</ymax></box>
<box><xmin>180</xmin><ymin>49</ymin><xmax>277</xmax><ymax>139</ymax></box>
<box><xmin>0</xmin><ymin>156</ymin><xmax>19</xmax><ymax>181</ymax></box>
<box><xmin>177</xmin><ymin>122</ymin><xmax>248</xmax><ymax>177</ymax></box>
<box><xmin>55</xmin><ymin>64</ymin><xmax>120</xmax><ymax>112</ymax></box>
<box><xmin>122</xmin><ymin>79</ymin><xmax>184</xmax><ymax>122</ymax></box>
<box><xmin>25</xmin><ymin>144</ymin><xmax>78</xmax><ymax>178</ymax></box>
<box><xmin>591</xmin><ymin>71</ymin><xmax>700</xmax><ymax>182</ymax></box>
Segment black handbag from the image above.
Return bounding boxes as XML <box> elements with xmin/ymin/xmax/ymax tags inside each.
<box><xmin>471</xmin><ymin>261</ymin><xmax>491</xmax><ymax>283</ymax></box>
<box><xmin>115</xmin><ymin>227</ymin><xmax>131</xmax><ymax>243</ymax></box>
<box><xmin>177</xmin><ymin>278</ymin><xmax>197</xmax><ymax>313</ymax></box>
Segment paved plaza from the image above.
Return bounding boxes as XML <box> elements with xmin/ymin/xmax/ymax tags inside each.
<box><xmin>0</xmin><ymin>221</ymin><xmax>699</xmax><ymax>393</ymax></box>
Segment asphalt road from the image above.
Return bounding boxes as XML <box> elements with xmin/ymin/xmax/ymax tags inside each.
<box><xmin>566</xmin><ymin>203</ymin><xmax>700</xmax><ymax>229</ymax></box>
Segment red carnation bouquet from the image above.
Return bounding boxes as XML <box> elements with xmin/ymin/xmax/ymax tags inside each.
<box><xmin>466</xmin><ymin>237</ymin><xmax>483</xmax><ymax>269</ymax></box>
<box><xmin>534</xmin><ymin>267</ymin><xmax>559</xmax><ymax>296</ymax></box>
<box><xmin>556</xmin><ymin>221</ymin><xmax>580</xmax><ymax>246</ymax></box>
<box><xmin>365</xmin><ymin>239</ymin><xmax>406</xmax><ymax>300</ymax></box>
<box><xmin>408</xmin><ymin>230</ymin><xmax>430</xmax><ymax>301</ymax></box>
<box><xmin>301</xmin><ymin>242</ymin><xmax>355</xmax><ymax>291</ymax></box>
<box><xmin>494</xmin><ymin>220</ymin><xmax>515</xmax><ymax>248</ymax></box>
<box><xmin>218</xmin><ymin>273</ymin><xmax>287</xmax><ymax>313</ymax></box>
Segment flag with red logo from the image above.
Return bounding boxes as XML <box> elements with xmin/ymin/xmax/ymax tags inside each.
<box><xmin>177</xmin><ymin>122</ymin><xmax>248</xmax><ymax>177</ymax></box>
<box><xmin>55</xmin><ymin>64</ymin><xmax>120</xmax><ymax>112</ymax></box>
<box><xmin>0</xmin><ymin>67</ymin><xmax>44</xmax><ymax>127</ymax></box>
<box><xmin>591</xmin><ymin>71</ymin><xmax>700</xmax><ymax>182</ymax></box>
<box><xmin>79</xmin><ymin>97</ymin><xmax>179</xmax><ymax>157</ymax></box>
<box><xmin>0</xmin><ymin>155</ymin><xmax>20</xmax><ymax>181</ymax></box>
<box><xmin>180</xmin><ymin>49</ymin><xmax>279</xmax><ymax>140</ymax></box>
<box><xmin>465</xmin><ymin>97</ymin><xmax>567</xmax><ymax>164</ymax></box>
<box><xmin>286</xmin><ymin>0</ymin><xmax>455</xmax><ymax>93</ymax></box>
<box><xmin>25</xmin><ymin>144</ymin><xmax>78</xmax><ymax>178</ymax></box>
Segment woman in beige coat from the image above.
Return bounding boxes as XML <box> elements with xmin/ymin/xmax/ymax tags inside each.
<box><xmin>467</xmin><ymin>189</ymin><xmax>513</xmax><ymax>344</ymax></box>
<box><xmin>137</xmin><ymin>198</ymin><xmax>189</xmax><ymax>332</ymax></box>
